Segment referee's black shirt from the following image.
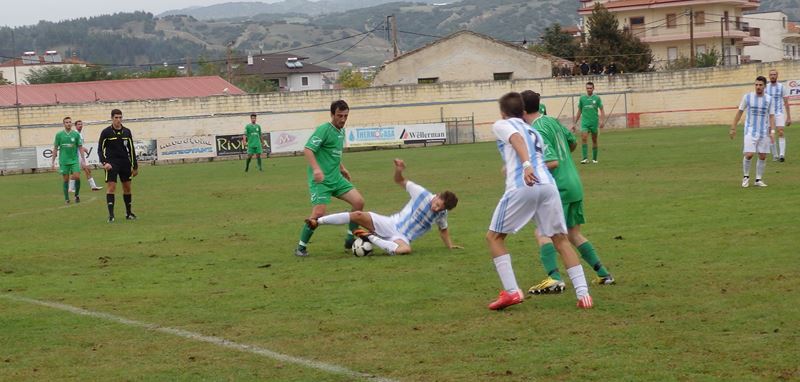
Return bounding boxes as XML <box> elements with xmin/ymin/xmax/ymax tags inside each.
<box><xmin>98</xmin><ymin>125</ymin><xmax>138</xmax><ymax>169</ymax></box>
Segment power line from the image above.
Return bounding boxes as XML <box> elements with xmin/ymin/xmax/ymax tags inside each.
<box><xmin>312</xmin><ymin>24</ymin><xmax>384</xmax><ymax>65</ymax></box>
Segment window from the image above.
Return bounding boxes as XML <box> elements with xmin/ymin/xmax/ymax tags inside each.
<box><xmin>666</xmin><ymin>13</ymin><xmax>677</xmax><ymax>28</ymax></box>
<box><xmin>667</xmin><ymin>47</ymin><xmax>678</xmax><ymax>61</ymax></box>
<box><xmin>493</xmin><ymin>72</ymin><xmax>513</xmax><ymax>81</ymax></box>
<box><xmin>630</xmin><ymin>16</ymin><xmax>645</xmax><ymax>34</ymax></box>
<box><xmin>695</xmin><ymin>11</ymin><xmax>705</xmax><ymax>25</ymax></box>
<box><xmin>793</xmin><ymin>46</ymin><xmax>797</xmax><ymax>58</ymax></box>
<box><xmin>735</xmin><ymin>16</ymin><xmax>741</xmax><ymax>30</ymax></box>
<box><xmin>418</xmin><ymin>77</ymin><xmax>438</xmax><ymax>84</ymax></box>
<box><xmin>301</xmin><ymin>76</ymin><xmax>309</xmax><ymax>86</ymax></box>
<box><xmin>783</xmin><ymin>17</ymin><xmax>787</xmax><ymax>29</ymax></box>
<box><xmin>786</xmin><ymin>45</ymin><xmax>790</xmax><ymax>56</ymax></box>
<box><xmin>696</xmin><ymin>45</ymin><xmax>706</xmax><ymax>55</ymax></box>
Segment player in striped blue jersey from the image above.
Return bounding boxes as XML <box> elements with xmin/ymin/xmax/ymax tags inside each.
<box><xmin>731</xmin><ymin>76</ymin><xmax>775</xmax><ymax>188</ymax></box>
<box><xmin>766</xmin><ymin>69</ymin><xmax>792</xmax><ymax>162</ymax></box>
<box><xmin>305</xmin><ymin>159</ymin><xmax>460</xmax><ymax>255</ymax></box>
<box><xmin>485</xmin><ymin>92</ymin><xmax>592</xmax><ymax>311</ymax></box>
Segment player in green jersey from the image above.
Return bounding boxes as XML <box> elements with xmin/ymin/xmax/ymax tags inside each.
<box><xmin>574</xmin><ymin>82</ymin><xmax>605</xmax><ymax>164</ymax></box>
<box><xmin>243</xmin><ymin>113</ymin><xmax>264</xmax><ymax>172</ymax></box>
<box><xmin>51</xmin><ymin>116</ymin><xmax>84</xmax><ymax>204</ymax></box>
<box><xmin>539</xmin><ymin>102</ymin><xmax>547</xmax><ymax>116</ymax></box>
<box><xmin>522</xmin><ymin>91</ymin><xmax>615</xmax><ymax>293</ymax></box>
<box><xmin>295</xmin><ymin>100</ymin><xmax>366</xmax><ymax>257</ymax></box>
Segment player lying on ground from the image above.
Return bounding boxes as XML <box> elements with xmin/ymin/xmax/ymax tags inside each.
<box><xmin>305</xmin><ymin>159</ymin><xmax>461</xmax><ymax>255</ymax></box>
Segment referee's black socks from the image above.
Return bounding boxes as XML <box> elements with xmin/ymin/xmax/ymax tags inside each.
<box><xmin>107</xmin><ymin>194</ymin><xmax>115</xmax><ymax>217</ymax></box>
<box><xmin>124</xmin><ymin>194</ymin><xmax>132</xmax><ymax>216</ymax></box>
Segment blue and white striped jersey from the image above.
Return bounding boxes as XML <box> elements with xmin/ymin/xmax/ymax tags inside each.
<box><xmin>738</xmin><ymin>92</ymin><xmax>774</xmax><ymax>139</ymax></box>
<box><xmin>390</xmin><ymin>181</ymin><xmax>448</xmax><ymax>242</ymax></box>
<box><xmin>766</xmin><ymin>82</ymin><xmax>789</xmax><ymax>115</ymax></box>
<box><xmin>492</xmin><ymin>117</ymin><xmax>554</xmax><ymax>191</ymax></box>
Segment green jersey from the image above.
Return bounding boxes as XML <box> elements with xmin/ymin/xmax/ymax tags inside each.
<box><xmin>532</xmin><ymin>116</ymin><xmax>583</xmax><ymax>203</ymax></box>
<box><xmin>305</xmin><ymin>122</ymin><xmax>345</xmax><ymax>182</ymax></box>
<box><xmin>539</xmin><ymin>103</ymin><xmax>547</xmax><ymax>115</ymax></box>
<box><xmin>578</xmin><ymin>94</ymin><xmax>603</xmax><ymax>128</ymax></box>
<box><xmin>245</xmin><ymin>123</ymin><xmax>262</xmax><ymax>148</ymax></box>
<box><xmin>54</xmin><ymin>129</ymin><xmax>82</xmax><ymax>166</ymax></box>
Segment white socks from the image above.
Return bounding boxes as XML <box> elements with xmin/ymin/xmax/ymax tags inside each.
<box><xmin>88</xmin><ymin>177</ymin><xmax>98</xmax><ymax>189</ymax></box>
<box><xmin>68</xmin><ymin>179</ymin><xmax>75</xmax><ymax>192</ymax></box>
<box><xmin>367</xmin><ymin>235</ymin><xmax>399</xmax><ymax>255</ymax></box>
<box><xmin>770</xmin><ymin>142</ymin><xmax>777</xmax><ymax>158</ymax></box>
<box><xmin>493</xmin><ymin>254</ymin><xmax>519</xmax><ymax>293</ymax></box>
<box><xmin>743</xmin><ymin>157</ymin><xmax>751</xmax><ymax>177</ymax></box>
<box><xmin>317</xmin><ymin>212</ymin><xmax>350</xmax><ymax>225</ymax></box>
<box><xmin>756</xmin><ymin>159</ymin><xmax>766</xmax><ymax>180</ymax></box>
<box><xmin>780</xmin><ymin>137</ymin><xmax>786</xmax><ymax>157</ymax></box>
<box><xmin>566</xmin><ymin>265</ymin><xmax>589</xmax><ymax>299</ymax></box>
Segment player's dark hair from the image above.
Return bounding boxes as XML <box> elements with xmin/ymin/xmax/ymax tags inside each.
<box><xmin>63</xmin><ymin>116</ymin><xmax>71</xmax><ymax>122</ymax></box>
<box><xmin>330</xmin><ymin>100</ymin><xmax>349</xmax><ymax>114</ymax></box>
<box><xmin>75</xmin><ymin>120</ymin><xmax>82</xmax><ymax>124</ymax></box>
<box><xmin>111</xmin><ymin>109</ymin><xmax>122</xmax><ymax>118</ymax></box>
<box><xmin>440</xmin><ymin>191</ymin><xmax>459</xmax><ymax>210</ymax></box>
<box><xmin>755</xmin><ymin>76</ymin><xmax>767</xmax><ymax>85</ymax></box>
<box><xmin>250</xmin><ymin>113</ymin><xmax>257</xmax><ymax>117</ymax></box>
<box><xmin>586</xmin><ymin>82</ymin><xmax>594</xmax><ymax>87</ymax></box>
<box><xmin>499</xmin><ymin>92</ymin><xmax>524</xmax><ymax>118</ymax></box>
<box><xmin>520</xmin><ymin>90</ymin><xmax>541</xmax><ymax>114</ymax></box>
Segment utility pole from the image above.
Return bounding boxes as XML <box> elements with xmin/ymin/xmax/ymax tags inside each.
<box><xmin>688</xmin><ymin>9</ymin><xmax>695</xmax><ymax>67</ymax></box>
<box><xmin>226</xmin><ymin>42</ymin><xmax>233</xmax><ymax>83</ymax></box>
<box><xmin>720</xmin><ymin>16</ymin><xmax>726</xmax><ymax>65</ymax></box>
<box><xmin>11</xmin><ymin>28</ymin><xmax>22</xmax><ymax>147</ymax></box>
<box><xmin>186</xmin><ymin>56</ymin><xmax>192</xmax><ymax>76</ymax></box>
<box><xmin>389</xmin><ymin>15</ymin><xmax>399</xmax><ymax>58</ymax></box>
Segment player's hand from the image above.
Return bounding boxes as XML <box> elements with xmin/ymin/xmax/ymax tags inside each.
<box><xmin>340</xmin><ymin>168</ymin><xmax>351</xmax><ymax>181</ymax></box>
<box><xmin>103</xmin><ymin>163</ymin><xmax>112</xmax><ymax>170</ymax></box>
<box><xmin>786</xmin><ymin>118</ymin><xmax>792</xmax><ymax>126</ymax></box>
<box><xmin>729</xmin><ymin>126</ymin><xmax>736</xmax><ymax>140</ymax></box>
<box><xmin>600</xmin><ymin>122</ymin><xmax>605</xmax><ymax>129</ymax></box>
<box><xmin>51</xmin><ymin>162</ymin><xmax>55</xmax><ymax>170</ymax></box>
<box><xmin>132</xmin><ymin>168</ymin><xmax>138</xmax><ymax>178</ymax></box>
<box><xmin>313</xmin><ymin>169</ymin><xmax>324</xmax><ymax>183</ymax></box>
<box><xmin>523</xmin><ymin>167</ymin><xmax>536</xmax><ymax>186</ymax></box>
<box><xmin>571</xmin><ymin>125</ymin><xmax>577</xmax><ymax>133</ymax></box>
<box><xmin>393</xmin><ymin>158</ymin><xmax>406</xmax><ymax>171</ymax></box>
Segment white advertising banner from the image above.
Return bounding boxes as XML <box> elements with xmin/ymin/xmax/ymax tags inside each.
<box><xmin>270</xmin><ymin>129</ymin><xmax>314</xmax><ymax>154</ymax></box>
<box><xmin>36</xmin><ymin>143</ymin><xmax>100</xmax><ymax>168</ymax></box>
<box><xmin>397</xmin><ymin>123</ymin><xmax>447</xmax><ymax>144</ymax></box>
<box><xmin>788</xmin><ymin>80</ymin><xmax>800</xmax><ymax>98</ymax></box>
<box><xmin>157</xmin><ymin>135</ymin><xmax>217</xmax><ymax>160</ymax></box>
<box><xmin>346</xmin><ymin>123</ymin><xmax>447</xmax><ymax>147</ymax></box>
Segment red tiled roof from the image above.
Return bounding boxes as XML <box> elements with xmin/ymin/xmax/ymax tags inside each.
<box><xmin>0</xmin><ymin>76</ymin><xmax>245</xmax><ymax>107</ymax></box>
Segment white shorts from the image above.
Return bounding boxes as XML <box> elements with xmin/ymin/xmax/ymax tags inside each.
<box><xmin>368</xmin><ymin>212</ymin><xmax>409</xmax><ymax>244</ymax></box>
<box><xmin>775</xmin><ymin>113</ymin><xmax>786</xmax><ymax>128</ymax></box>
<box><xmin>488</xmin><ymin>184</ymin><xmax>567</xmax><ymax>236</ymax></box>
<box><xmin>743</xmin><ymin>135</ymin><xmax>770</xmax><ymax>154</ymax></box>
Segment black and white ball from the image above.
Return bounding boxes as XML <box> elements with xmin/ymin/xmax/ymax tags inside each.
<box><xmin>351</xmin><ymin>238</ymin><xmax>374</xmax><ymax>257</ymax></box>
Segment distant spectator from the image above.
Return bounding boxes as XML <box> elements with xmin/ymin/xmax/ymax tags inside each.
<box><xmin>552</xmin><ymin>66</ymin><xmax>560</xmax><ymax>78</ymax></box>
<box><xmin>590</xmin><ymin>59</ymin><xmax>602</xmax><ymax>75</ymax></box>
<box><xmin>606</xmin><ymin>62</ymin><xmax>618</xmax><ymax>76</ymax></box>
<box><xmin>580</xmin><ymin>60</ymin><xmax>590</xmax><ymax>75</ymax></box>
<box><xmin>560</xmin><ymin>64</ymin><xmax>571</xmax><ymax>77</ymax></box>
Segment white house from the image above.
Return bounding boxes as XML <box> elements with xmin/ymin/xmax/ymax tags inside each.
<box><xmin>0</xmin><ymin>51</ymin><xmax>88</xmax><ymax>85</ymax></box>
<box><xmin>743</xmin><ymin>11</ymin><xmax>800</xmax><ymax>62</ymax></box>
<box><xmin>240</xmin><ymin>54</ymin><xmax>337</xmax><ymax>92</ymax></box>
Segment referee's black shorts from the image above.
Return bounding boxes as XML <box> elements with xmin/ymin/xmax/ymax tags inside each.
<box><xmin>105</xmin><ymin>163</ymin><xmax>133</xmax><ymax>183</ymax></box>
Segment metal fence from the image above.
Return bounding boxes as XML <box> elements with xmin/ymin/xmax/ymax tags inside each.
<box><xmin>444</xmin><ymin>116</ymin><xmax>476</xmax><ymax>145</ymax></box>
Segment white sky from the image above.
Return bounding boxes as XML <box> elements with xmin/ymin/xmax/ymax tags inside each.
<box><xmin>1</xmin><ymin>0</ymin><xmax>280</xmax><ymax>27</ymax></box>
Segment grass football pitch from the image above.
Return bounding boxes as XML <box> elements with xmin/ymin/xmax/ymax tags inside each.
<box><xmin>1</xmin><ymin>125</ymin><xmax>798</xmax><ymax>381</ymax></box>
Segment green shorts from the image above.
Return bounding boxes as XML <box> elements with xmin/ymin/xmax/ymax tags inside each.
<box><xmin>563</xmin><ymin>200</ymin><xmax>586</xmax><ymax>228</ymax></box>
<box><xmin>59</xmin><ymin>162</ymin><xmax>81</xmax><ymax>175</ymax></box>
<box><xmin>247</xmin><ymin>145</ymin><xmax>263</xmax><ymax>155</ymax></box>
<box><xmin>309</xmin><ymin>176</ymin><xmax>354</xmax><ymax>206</ymax></box>
<box><xmin>581</xmin><ymin>124</ymin><xmax>599</xmax><ymax>134</ymax></box>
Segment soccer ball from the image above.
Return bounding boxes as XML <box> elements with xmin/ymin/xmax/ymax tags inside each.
<box><xmin>351</xmin><ymin>238</ymin><xmax>374</xmax><ymax>257</ymax></box>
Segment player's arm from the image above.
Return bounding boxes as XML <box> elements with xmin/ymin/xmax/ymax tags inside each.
<box><xmin>393</xmin><ymin>158</ymin><xmax>407</xmax><ymax>188</ymax></box>
<box><xmin>339</xmin><ymin>162</ymin><xmax>351</xmax><ymax>181</ymax></box>
<box><xmin>51</xmin><ymin>141</ymin><xmax>59</xmax><ymax>169</ymax></box>
<box><xmin>438</xmin><ymin>228</ymin><xmax>462</xmax><ymax>250</ymax></box>
<box><xmin>303</xmin><ymin>148</ymin><xmax>323</xmax><ymax>182</ymax></box>
<box><xmin>731</xmin><ymin>96</ymin><xmax>747</xmax><ymax>139</ymax></box>
<box><xmin>545</xmin><ymin>160</ymin><xmax>559</xmax><ymax>170</ymax></box>
<box><xmin>573</xmin><ymin>109</ymin><xmax>582</xmax><ymax>131</ymax></box>
<box><xmin>599</xmin><ymin>104</ymin><xmax>606</xmax><ymax>129</ymax></box>
<box><xmin>128</xmin><ymin>130</ymin><xmax>138</xmax><ymax>176</ymax></box>
<box><xmin>784</xmin><ymin>96</ymin><xmax>792</xmax><ymax>126</ymax></box>
<box><xmin>508</xmin><ymin>133</ymin><xmax>535</xmax><ymax>186</ymax></box>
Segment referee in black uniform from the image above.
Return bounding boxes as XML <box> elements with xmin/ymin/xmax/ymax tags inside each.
<box><xmin>98</xmin><ymin>109</ymin><xmax>138</xmax><ymax>222</ymax></box>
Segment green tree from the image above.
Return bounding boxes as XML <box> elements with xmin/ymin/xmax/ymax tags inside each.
<box><xmin>581</xmin><ymin>3</ymin><xmax>653</xmax><ymax>73</ymax></box>
<box><xmin>538</xmin><ymin>23</ymin><xmax>580</xmax><ymax>61</ymax></box>
<box><xmin>26</xmin><ymin>65</ymin><xmax>113</xmax><ymax>84</ymax></box>
<box><xmin>233</xmin><ymin>75</ymin><xmax>278</xmax><ymax>93</ymax></box>
<box><xmin>337</xmin><ymin>69</ymin><xmax>371</xmax><ymax>89</ymax></box>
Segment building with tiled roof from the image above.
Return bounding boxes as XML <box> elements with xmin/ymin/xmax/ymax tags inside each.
<box><xmin>239</xmin><ymin>53</ymin><xmax>337</xmax><ymax>92</ymax></box>
<box><xmin>743</xmin><ymin>11</ymin><xmax>800</xmax><ymax>62</ymax></box>
<box><xmin>0</xmin><ymin>51</ymin><xmax>90</xmax><ymax>85</ymax></box>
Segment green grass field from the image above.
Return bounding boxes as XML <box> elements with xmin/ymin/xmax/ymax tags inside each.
<box><xmin>1</xmin><ymin>125</ymin><xmax>798</xmax><ymax>381</ymax></box>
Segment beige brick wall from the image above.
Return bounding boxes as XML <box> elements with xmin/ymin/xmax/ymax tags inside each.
<box><xmin>2</xmin><ymin>60</ymin><xmax>799</xmax><ymax>148</ymax></box>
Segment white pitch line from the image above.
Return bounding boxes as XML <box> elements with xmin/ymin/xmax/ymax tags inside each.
<box><xmin>1</xmin><ymin>294</ymin><xmax>398</xmax><ymax>382</ymax></box>
<box><xmin>4</xmin><ymin>196</ymin><xmax>98</xmax><ymax>218</ymax></box>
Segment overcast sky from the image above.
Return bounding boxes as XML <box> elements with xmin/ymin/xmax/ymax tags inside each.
<box><xmin>1</xmin><ymin>0</ymin><xmax>278</xmax><ymax>27</ymax></box>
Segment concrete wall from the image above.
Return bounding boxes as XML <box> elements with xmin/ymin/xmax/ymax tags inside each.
<box><xmin>287</xmin><ymin>73</ymin><xmax>325</xmax><ymax>91</ymax></box>
<box><xmin>372</xmin><ymin>32</ymin><xmax>552</xmax><ymax>86</ymax></box>
<box><xmin>2</xmin><ymin>60</ymin><xmax>800</xmax><ymax>148</ymax></box>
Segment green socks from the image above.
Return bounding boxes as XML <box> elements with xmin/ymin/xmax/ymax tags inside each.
<box><xmin>256</xmin><ymin>157</ymin><xmax>262</xmax><ymax>171</ymax></box>
<box><xmin>539</xmin><ymin>243</ymin><xmax>562</xmax><ymax>281</ymax></box>
<box><xmin>74</xmin><ymin>179</ymin><xmax>80</xmax><ymax>196</ymax></box>
<box><xmin>592</xmin><ymin>147</ymin><xmax>598</xmax><ymax>161</ymax></box>
<box><xmin>347</xmin><ymin>221</ymin><xmax>359</xmax><ymax>241</ymax></box>
<box><xmin>578</xmin><ymin>241</ymin><xmax>609</xmax><ymax>277</ymax></box>
<box><xmin>298</xmin><ymin>224</ymin><xmax>315</xmax><ymax>250</ymax></box>
<box><xmin>582</xmin><ymin>144</ymin><xmax>588</xmax><ymax>160</ymax></box>
<box><xmin>245</xmin><ymin>157</ymin><xmax>251</xmax><ymax>171</ymax></box>
<box><xmin>62</xmin><ymin>181</ymin><xmax>69</xmax><ymax>201</ymax></box>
